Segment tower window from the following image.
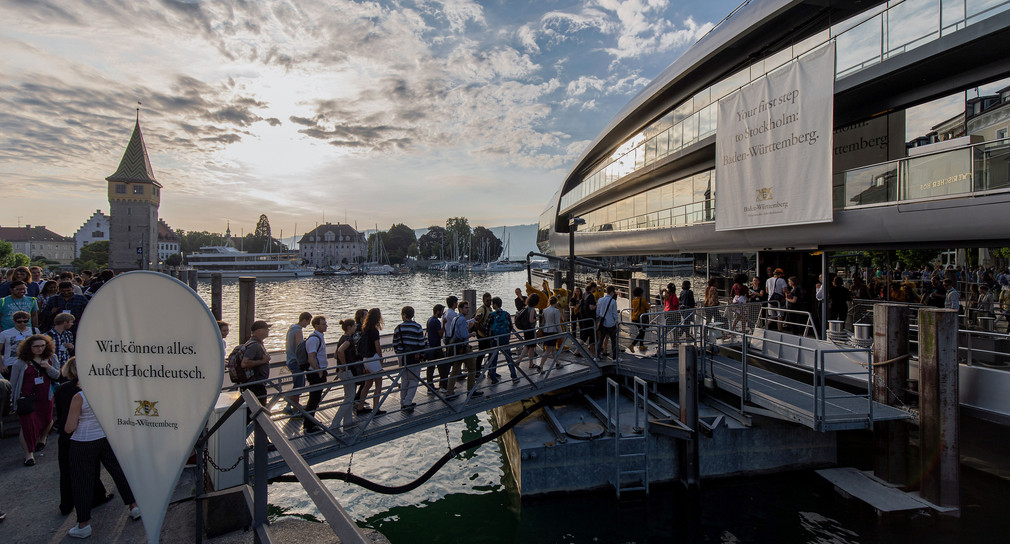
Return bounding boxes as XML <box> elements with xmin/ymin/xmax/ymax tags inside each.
<box><xmin>116</xmin><ymin>184</ymin><xmax>127</xmax><ymax>194</ymax></box>
<box><xmin>133</xmin><ymin>185</ymin><xmax>144</xmax><ymax>195</ymax></box>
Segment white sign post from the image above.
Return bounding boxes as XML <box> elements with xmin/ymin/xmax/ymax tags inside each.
<box><xmin>715</xmin><ymin>42</ymin><xmax>835</xmax><ymax>231</ymax></box>
<box><xmin>77</xmin><ymin>272</ymin><xmax>224</xmax><ymax>543</ymax></box>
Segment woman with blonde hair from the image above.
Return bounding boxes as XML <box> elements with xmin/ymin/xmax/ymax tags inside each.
<box><xmin>11</xmin><ymin>333</ymin><xmax>61</xmax><ymax>466</ymax></box>
<box><xmin>54</xmin><ymin>357</ymin><xmax>111</xmax><ymax>515</ymax></box>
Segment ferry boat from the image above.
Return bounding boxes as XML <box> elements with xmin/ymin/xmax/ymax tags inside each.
<box><xmin>187</xmin><ymin>246</ymin><xmax>314</xmax><ymax>278</ymax></box>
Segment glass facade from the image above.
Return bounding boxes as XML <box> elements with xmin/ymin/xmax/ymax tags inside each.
<box><xmin>579</xmin><ymin>170</ymin><xmax>715</xmax><ymax>233</ymax></box>
<box><xmin>841</xmin><ymin>138</ymin><xmax>1010</xmax><ymax>207</ymax></box>
<box><xmin>558</xmin><ymin>0</ymin><xmax>1010</xmax><ymax>215</ymax></box>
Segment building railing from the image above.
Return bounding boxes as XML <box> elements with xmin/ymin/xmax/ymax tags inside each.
<box><xmin>839</xmin><ymin>137</ymin><xmax>1010</xmax><ymax>209</ymax></box>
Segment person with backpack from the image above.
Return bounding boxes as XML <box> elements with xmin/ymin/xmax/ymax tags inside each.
<box><xmin>486</xmin><ymin>296</ymin><xmax>518</xmax><ymax>384</ymax></box>
<box><xmin>444</xmin><ymin>300</ymin><xmax>482</xmax><ymax>400</ymax></box>
<box><xmin>539</xmin><ymin>296</ymin><xmax>564</xmax><ymax>370</ymax></box>
<box><xmin>284</xmin><ymin>312</ymin><xmax>312</xmax><ymax>416</ymax></box>
<box><xmin>356</xmin><ymin>308</ymin><xmax>386</xmax><ymax>415</ymax></box>
<box><xmin>474</xmin><ymin>292</ymin><xmax>494</xmax><ymax>371</ymax></box>
<box><xmin>333</xmin><ymin>319</ymin><xmax>362</xmax><ymax>427</ymax></box>
<box><xmin>392</xmin><ymin>306</ymin><xmax>426</xmax><ymax>412</ymax></box>
<box><xmin>516</xmin><ymin>293</ymin><xmax>540</xmax><ymax>370</ymax></box>
<box><xmin>240</xmin><ymin>321</ymin><xmax>272</xmax><ymax>407</ymax></box>
<box><xmin>425</xmin><ymin>304</ymin><xmax>447</xmax><ymax>393</ymax></box>
<box><xmin>300</xmin><ymin>316</ymin><xmax>329</xmax><ymax>433</ymax></box>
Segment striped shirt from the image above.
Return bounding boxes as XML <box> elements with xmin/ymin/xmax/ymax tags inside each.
<box><xmin>393</xmin><ymin>320</ymin><xmax>426</xmax><ymax>365</ymax></box>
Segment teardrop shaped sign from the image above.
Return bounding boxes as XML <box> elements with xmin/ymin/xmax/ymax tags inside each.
<box><xmin>77</xmin><ymin>271</ymin><xmax>224</xmax><ymax>543</ymax></box>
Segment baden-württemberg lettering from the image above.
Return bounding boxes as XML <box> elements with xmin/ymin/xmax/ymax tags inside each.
<box><xmin>116</xmin><ymin>418</ymin><xmax>179</xmax><ymax>430</ymax></box>
<box><xmin>88</xmin><ymin>363</ymin><xmax>206</xmax><ymax>380</ymax></box>
<box><xmin>94</xmin><ymin>339</ymin><xmax>196</xmax><ymax>355</ymax></box>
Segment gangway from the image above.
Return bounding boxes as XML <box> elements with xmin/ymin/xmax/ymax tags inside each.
<box><xmin>229</xmin><ymin>328</ymin><xmax>608</xmax><ymax>480</ymax></box>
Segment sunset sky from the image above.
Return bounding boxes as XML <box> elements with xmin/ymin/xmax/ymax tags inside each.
<box><xmin>0</xmin><ymin>0</ymin><xmax>741</xmax><ymax>238</ymax></box>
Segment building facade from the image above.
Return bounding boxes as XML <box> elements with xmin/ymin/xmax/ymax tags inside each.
<box><xmin>541</xmin><ymin>0</ymin><xmax>1010</xmax><ymax>258</ymax></box>
<box><xmin>107</xmin><ymin>116</ymin><xmax>162</xmax><ymax>270</ymax></box>
<box><xmin>74</xmin><ymin>210</ymin><xmax>110</xmax><ymax>257</ymax></box>
<box><xmin>0</xmin><ymin>225</ymin><xmax>75</xmax><ymax>264</ymax></box>
<box><xmin>157</xmin><ymin>219</ymin><xmax>180</xmax><ymax>262</ymax></box>
<box><xmin>298</xmin><ymin>223</ymin><xmax>366</xmax><ymax>267</ymax></box>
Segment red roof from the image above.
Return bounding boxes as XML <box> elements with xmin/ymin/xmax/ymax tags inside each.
<box><xmin>0</xmin><ymin>226</ymin><xmax>73</xmax><ymax>243</ymax></box>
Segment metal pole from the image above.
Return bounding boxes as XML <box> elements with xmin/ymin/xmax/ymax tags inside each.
<box><xmin>195</xmin><ymin>435</ymin><xmax>206</xmax><ymax>544</ymax></box>
<box><xmin>917</xmin><ymin>307</ymin><xmax>960</xmax><ymax>514</ymax></box>
<box><xmin>239</xmin><ymin>277</ymin><xmax>256</xmax><ymax>344</ymax></box>
<box><xmin>821</xmin><ymin>251</ymin><xmax>828</xmax><ymax>337</ymax></box>
<box><xmin>569</xmin><ymin>225</ymin><xmax>576</xmax><ymax>294</ymax></box>
<box><xmin>211</xmin><ymin>273</ymin><xmax>223</xmax><ymax>320</ymax></box>
<box><xmin>253</xmin><ymin>417</ymin><xmax>269</xmax><ymax>542</ymax></box>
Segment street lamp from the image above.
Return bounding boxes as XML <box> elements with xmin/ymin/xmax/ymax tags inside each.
<box><xmin>568</xmin><ymin>216</ymin><xmax>585</xmax><ymax>295</ymax></box>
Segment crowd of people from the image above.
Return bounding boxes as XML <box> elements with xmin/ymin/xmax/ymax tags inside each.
<box><xmin>228</xmin><ymin>282</ymin><xmax>632</xmax><ymax>435</ymax></box>
<box><xmin>0</xmin><ymin>265</ymin><xmax>139</xmax><ymax>537</ymax></box>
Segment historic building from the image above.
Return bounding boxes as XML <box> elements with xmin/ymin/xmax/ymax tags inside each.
<box><xmin>106</xmin><ymin>115</ymin><xmax>162</xmax><ymax>270</ymax></box>
<box><xmin>157</xmin><ymin>219</ymin><xmax>180</xmax><ymax>261</ymax></box>
<box><xmin>73</xmin><ymin>210</ymin><xmax>110</xmax><ymax>257</ymax></box>
<box><xmin>0</xmin><ymin>225</ymin><xmax>75</xmax><ymax>264</ymax></box>
<box><xmin>298</xmin><ymin>223</ymin><xmax>365</xmax><ymax>267</ymax></box>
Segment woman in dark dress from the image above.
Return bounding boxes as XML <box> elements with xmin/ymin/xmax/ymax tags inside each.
<box><xmin>54</xmin><ymin>357</ymin><xmax>110</xmax><ymax>515</ymax></box>
<box><xmin>10</xmin><ymin>334</ymin><xmax>61</xmax><ymax>466</ymax></box>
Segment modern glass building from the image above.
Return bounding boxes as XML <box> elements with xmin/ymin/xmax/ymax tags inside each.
<box><xmin>539</xmin><ymin>0</ymin><xmax>1010</xmax><ymax>258</ymax></box>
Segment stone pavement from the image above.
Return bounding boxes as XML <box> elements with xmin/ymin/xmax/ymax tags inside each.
<box><xmin>0</xmin><ymin>423</ymin><xmax>387</xmax><ymax>543</ymax></box>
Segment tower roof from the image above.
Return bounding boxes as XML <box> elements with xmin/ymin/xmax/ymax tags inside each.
<box><xmin>106</xmin><ymin>117</ymin><xmax>160</xmax><ymax>185</ymax></box>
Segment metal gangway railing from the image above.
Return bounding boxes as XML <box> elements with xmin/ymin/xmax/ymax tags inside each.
<box><xmin>700</xmin><ymin>322</ymin><xmax>880</xmax><ymax>431</ymax></box>
<box><xmin>220</xmin><ymin>320</ymin><xmax>606</xmax><ymax>480</ymax></box>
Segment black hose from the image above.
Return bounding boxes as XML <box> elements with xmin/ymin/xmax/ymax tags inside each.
<box><xmin>268</xmin><ymin>396</ymin><xmax>559</xmax><ymax>493</ymax></box>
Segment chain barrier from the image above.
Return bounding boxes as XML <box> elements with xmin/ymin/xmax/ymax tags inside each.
<box><xmin>204</xmin><ymin>449</ymin><xmax>243</xmax><ymax>473</ymax></box>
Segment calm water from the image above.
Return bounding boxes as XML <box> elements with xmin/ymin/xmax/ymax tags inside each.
<box><xmin>194</xmin><ymin>272</ymin><xmax>1005</xmax><ymax>543</ymax></box>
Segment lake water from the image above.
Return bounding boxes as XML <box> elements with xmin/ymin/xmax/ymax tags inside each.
<box><xmin>194</xmin><ymin>272</ymin><xmax>1005</xmax><ymax>543</ymax></box>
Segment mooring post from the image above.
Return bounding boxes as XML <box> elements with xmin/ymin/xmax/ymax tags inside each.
<box><xmin>463</xmin><ymin>289</ymin><xmax>477</xmax><ymax>315</ymax></box>
<box><xmin>253</xmin><ymin>416</ymin><xmax>269</xmax><ymax>543</ymax></box>
<box><xmin>679</xmin><ymin>343</ymin><xmax>700</xmax><ymax>489</ymax></box>
<box><xmin>917</xmin><ymin>307</ymin><xmax>960</xmax><ymax>513</ymax></box>
<box><xmin>211</xmin><ymin>273</ymin><xmax>223</xmax><ymax>320</ymax></box>
<box><xmin>238</xmin><ymin>277</ymin><xmax>256</xmax><ymax>344</ymax></box>
<box><xmin>188</xmin><ymin>269</ymin><xmax>199</xmax><ymax>291</ymax></box>
<box><xmin>872</xmin><ymin>303</ymin><xmax>909</xmax><ymax>485</ymax></box>
<box><xmin>553</xmin><ymin>270</ymin><xmax>563</xmax><ymax>290</ymax></box>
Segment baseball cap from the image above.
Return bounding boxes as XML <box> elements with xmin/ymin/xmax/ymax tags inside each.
<box><xmin>251</xmin><ymin>320</ymin><xmax>272</xmax><ymax>331</ymax></box>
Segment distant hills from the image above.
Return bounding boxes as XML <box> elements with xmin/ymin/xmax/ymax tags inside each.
<box><xmin>279</xmin><ymin>223</ymin><xmax>539</xmax><ymax>260</ymax></box>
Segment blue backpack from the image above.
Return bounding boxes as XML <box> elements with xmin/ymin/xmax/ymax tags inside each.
<box><xmin>489</xmin><ymin>309</ymin><xmax>511</xmax><ymax>337</ymax></box>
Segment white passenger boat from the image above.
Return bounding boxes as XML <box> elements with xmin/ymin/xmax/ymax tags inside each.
<box><xmin>484</xmin><ymin>260</ymin><xmax>525</xmax><ymax>272</ymax></box>
<box><xmin>187</xmin><ymin>246</ymin><xmax>314</xmax><ymax>278</ymax></box>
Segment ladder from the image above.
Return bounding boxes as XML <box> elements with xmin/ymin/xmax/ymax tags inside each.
<box><xmin>607</xmin><ymin>377</ymin><xmax>650</xmax><ymax>498</ymax></box>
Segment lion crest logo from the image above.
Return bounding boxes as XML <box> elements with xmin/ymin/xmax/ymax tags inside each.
<box><xmin>134</xmin><ymin>400</ymin><xmax>160</xmax><ymax>417</ymax></box>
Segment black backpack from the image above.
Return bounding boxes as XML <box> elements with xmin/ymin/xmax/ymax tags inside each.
<box><xmin>515</xmin><ymin>308</ymin><xmax>531</xmax><ymax>330</ymax></box>
<box><xmin>355</xmin><ymin>329</ymin><xmax>373</xmax><ymax>358</ymax></box>
<box><xmin>296</xmin><ymin>333</ymin><xmax>322</xmax><ymax>371</ymax></box>
<box><xmin>226</xmin><ymin>340</ymin><xmax>254</xmax><ymax>384</ymax></box>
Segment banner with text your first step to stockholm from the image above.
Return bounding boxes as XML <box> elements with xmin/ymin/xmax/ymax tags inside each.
<box><xmin>715</xmin><ymin>41</ymin><xmax>835</xmax><ymax>231</ymax></box>
<box><xmin>77</xmin><ymin>271</ymin><xmax>224</xmax><ymax>544</ymax></box>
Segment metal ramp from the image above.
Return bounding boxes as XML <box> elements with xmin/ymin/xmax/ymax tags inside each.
<box><xmin>238</xmin><ymin>331</ymin><xmax>607</xmax><ymax>479</ymax></box>
<box><xmin>706</xmin><ymin>355</ymin><xmax>909</xmax><ymax>431</ymax></box>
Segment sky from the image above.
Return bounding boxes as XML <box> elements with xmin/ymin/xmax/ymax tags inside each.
<box><xmin>0</xmin><ymin>0</ymin><xmax>740</xmax><ymax>238</ymax></box>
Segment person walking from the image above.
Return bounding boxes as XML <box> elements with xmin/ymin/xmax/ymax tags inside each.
<box><xmin>301</xmin><ymin>316</ymin><xmax>328</xmax><ymax>433</ymax></box>
<box><xmin>54</xmin><ymin>358</ymin><xmax>111</xmax><ymax>516</ymax></box>
<box><xmin>828</xmin><ymin>276</ymin><xmax>851</xmax><ymax>323</ymax></box>
<box><xmin>596</xmin><ymin>286</ymin><xmax>619</xmax><ymax>360</ymax></box>
<box><xmin>444</xmin><ymin>301</ymin><xmax>482</xmax><ymax>400</ymax></box>
<box><xmin>392</xmin><ymin>306</ymin><xmax>426</xmax><ymax>412</ymax></box>
<box><xmin>10</xmin><ymin>334</ymin><xmax>61</xmax><ymax>466</ymax></box>
<box><xmin>240</xmin><ymin>321</ymin><xmax>272</xmax><ymax>408</ymax></box>
<box><xmin>486</xmin><ymin>296</ymin><xmax>518</xmax><ymax>383</ymax></box>
<box><xmin>425</xmin><ymin>304</ymin><xmax>447</xmax><ymax>392</ymax></box>
<box><xmin>1</xmin><ymin>280</ymin><xmax>39</xmax><ymax>330</ymax></box>
<box><xmin>64</xmin><ymin>388</ymin><xmax>141</xmax><ymax>538</ymax></box>
<box><xmin>358</xmin><ymin>308</ymin><xmax>387</xmax><ymax>415</ymax></box>
<box><xmin>333</xmin><ymin>319</ymin><xmax>361</xmax><ymax>429</ymax></box>
<box><xmin>284</xmin><ymin>312</ymin><xmax>312</xmax><ymax>415</ymax></box>
<box><xmin>539</xmin><ymin>296</ymin><xmax>563</xmax><ymax>370</ymax></box>
<box><xmin>515</xmin><ymin>294</ymin><xmax>540</xmax><ymax>370</ymax></box>
<box><xmin>628</xmin><ymin>286</ymin><xmax>650</xmax><ymax>353</ymax></box>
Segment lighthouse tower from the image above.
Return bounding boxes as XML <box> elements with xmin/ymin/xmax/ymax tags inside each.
<box><xmin>106</xmin><ymin>112</ymin><xmax>162</xmax><ymax>270</ymax></box>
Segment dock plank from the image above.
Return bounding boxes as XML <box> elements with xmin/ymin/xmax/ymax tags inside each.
<box><xmin>816</xmin><ymin>468</ymin><xmax>931</xmax><ymax>514</ymax></box>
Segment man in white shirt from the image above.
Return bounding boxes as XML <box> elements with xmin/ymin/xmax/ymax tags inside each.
<box><xmin>943</xmin><ymin>279</ymin><xmax>960</xmax><ymax>311</ymax></box>
<box><xmin>302</xmin><ymin>316</ymin><xmax>328</xmax><ymax>434</ymax></box>
<box><xmin>765</xmin><ymin>269</ymin><xmax>788</xmax><ymax>330</ymax></box>
<box><xmin>595</xmin><ymin>286</ymin><xmax>620</xmax><ymax>360</ymax></box>
<box><xmin>284</xmin><ymin>312</ymin><xmax>312</xmax><ymax>415</ymax></box>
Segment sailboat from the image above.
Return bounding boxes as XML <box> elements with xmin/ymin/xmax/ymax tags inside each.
<box><xmin>485</xmin><ymin>227</ymin><xmax>524</xmax><ymax>272</ymax></box>
<box><xmin>364</xmin><ymin>225</ymin><xmax>394</xmax><ymax>275</ymax></box>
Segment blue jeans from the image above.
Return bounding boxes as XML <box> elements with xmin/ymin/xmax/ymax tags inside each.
<box><xmin>286</xmin><ymin>359</ymin><xmax>306</xmax><ymax>389</ymax></box>
<box><xmin>486</xmin><ymin>337</ymin><xmax>517</xmax><ymax>379</ymax></box>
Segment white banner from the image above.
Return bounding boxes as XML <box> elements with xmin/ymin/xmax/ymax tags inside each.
<box><xmin>715</xmin><ymin>42</ymin><xmax>835</xmax><ymax>231</ymax></box>
<box><xmin>78</xmin><ymin>272</ymin><xmax>224</xmax><ymax>543</ymax></box>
